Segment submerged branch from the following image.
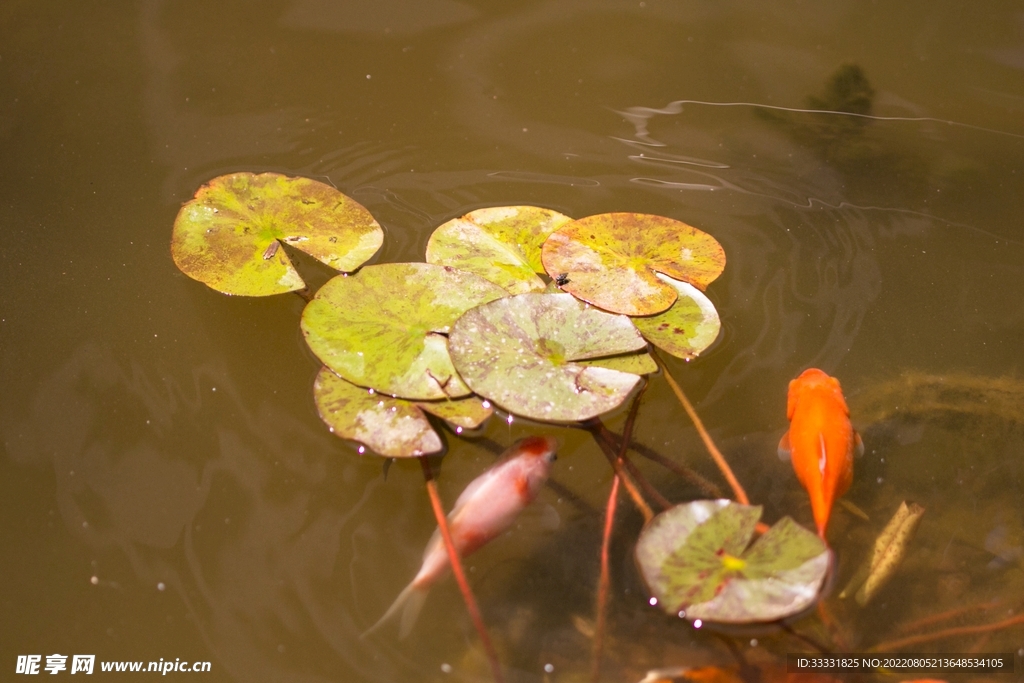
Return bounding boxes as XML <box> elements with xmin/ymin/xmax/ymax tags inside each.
<box><xmin>870</xmin><ymin>612</ymin><xmax>1024</xmax><ymax>652</ymax></box>
<box><xmin>894</xmin><ymin>600</ymin><xmax>1003</xmax><ymax>635</ymax></box>
<box><xmin>419</xmin><ymin>458</ymin><xmax>504</xmax><ymax>683</ymax></box>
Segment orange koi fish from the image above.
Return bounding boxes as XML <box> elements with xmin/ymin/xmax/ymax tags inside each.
<box><xmin>778</xmin><ymin>368</ymin><xmax>862</xmax><ymax>539</ymax></box>
<box><xmin>363</xmin><ymin>435</ymin><xmax>558</xmax><ymax>639</ymax></box>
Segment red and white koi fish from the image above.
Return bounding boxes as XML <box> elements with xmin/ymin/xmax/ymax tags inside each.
<box><xmin>778</xmin><ymin>368</ymin><xmax>862</xmax><ymax>539</ymax></box>
<box><xmin>363</xmin><ymin>435</ymin><xmax>558</xmax><ymax>639</ymax></box>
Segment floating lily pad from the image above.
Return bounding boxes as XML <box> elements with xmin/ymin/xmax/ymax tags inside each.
<box><xmin>633</xmin><ymin>274</ymin><xmax>721</xmax><ymax>360</ymax></box>
<box><xmin>301</xmin><ymin>263</ymin><xmax>507</xmax><ymax>400</ymax></box>
<box><xmin>541</xmin><ymin>213</ymin><xmax>725</xmax><ymax>316</ymax></box>
<box><xmin>635</xmin><ymin>500</ymin><xmax>829</xmax><ymax>623</ymax></box>
<box><xmin>417</xmin><ymin>395</ymin><xmax>494</xmax><ymax>431</ymax></box>
<box><xmin>426</xmin><ymin>206</ymin><xmax>572</xmax><ymax>294</ymax></box>
<box><xmin>171</xmin><ymin>172</ymin><xmax>383</xmax><ymax>296</ymax></box>
<box><xmin>314</xmin><ymin>367</ymin><xmax>442</xmax><ymax>457</ymax></box>
<box><xmin>448</xmin><ymin>293</ymin><xmax>647</xmax><ymax>422</ymax></box>
<box><xmin>579</xmin><ymin>350</ymin><xmax>658</xmax><ymax>375</ymax></box>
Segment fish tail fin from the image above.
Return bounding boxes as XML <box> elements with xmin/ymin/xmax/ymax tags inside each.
<box><xmin>360</xmin><ymin>581</ymin><xmax>429</xmax><ymax>641</ymax></box>
<box><xmin>814</xmin><ymin>499</ymin><xmax>834</xmax><ymax>540</ymax></box>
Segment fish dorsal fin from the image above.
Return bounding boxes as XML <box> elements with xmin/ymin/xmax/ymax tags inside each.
<box><xmin>818</xmin><ymin>433</ymin><xmax>827</xmax><ymax>476</ymax></box>
<box><xmin>777</xmin><ymin>431</ymin><xmax>792</xmax><ymax>462</ymax></box>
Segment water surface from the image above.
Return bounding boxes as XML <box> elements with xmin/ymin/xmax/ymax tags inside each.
<box><xmin>3</xmin><ymin>1</ymin><xmax>1024</xmax><ymax>681</ymax></box>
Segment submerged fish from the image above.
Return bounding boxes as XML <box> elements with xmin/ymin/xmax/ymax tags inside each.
<box><xmin>778</xmin><ymin>368</ymin><xmax>862</xmax><ymax>538</ymax></box>
<box><xmin>363</xmin><ymin>435</ymin><xmax>558</xmax><ymax>639</ymax></box>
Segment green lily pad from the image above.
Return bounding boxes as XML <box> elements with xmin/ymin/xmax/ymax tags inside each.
<box><xmin>301</xmin><ymin>263</ymin><xmax>508</xmax><ymax>400</ymax></box>
<box><xmin>635</xmin><ymin>500</ymin><xmax>829</xmax><ymax>623</ymax></box>
<box><xmin>448</xmin><ymin>292</ymin><xmax>647</xmax><ymax>422</ymax></box>
<box><xmin>313</xmin><ymin>368</ymin><xmax>494</xmax><ymax>455</ymax></box>
<box><xmin>579</xmin><ymin>350</ymin><xmax>658</xmax><ymax>375</ymax></box>
<box><xmin>417</xmin><ymin>395</ymin><xmax>494</xmax><ymax>432</ymax></box>
<box><xmin>425</xmin><ymin>206</ymin><xmax>572</xmax><ymax>294</ymax></box>
<box><xmin>171</xmin><ymin>172</ymin><xmax>383</xmax><ymax>296</ymax></box>
<box><xmin>632</xmin><ymin>274</ymin><xmax>721</xmax><ymax>360</ymax></box>
<box><xmin>541</xmin><ymin>213</ymin><xmax>726</xmax><ymax>316</ymax></box>
<box><xmin>314</xmin><ymin>367</ymin><xmax>442</xmax><ymax>457</ymax></box>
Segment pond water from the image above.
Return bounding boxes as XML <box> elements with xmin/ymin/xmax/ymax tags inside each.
<box><xmin>2</xmin><ymin>1</ymin><xmax>1024</xmax><ymax>681</ymax></box>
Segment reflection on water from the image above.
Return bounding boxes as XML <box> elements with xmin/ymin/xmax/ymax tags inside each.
<box><xmin>3</xmin><ymin>0</ymin><xmax>1024</xmax><ymax>680</ymax></box>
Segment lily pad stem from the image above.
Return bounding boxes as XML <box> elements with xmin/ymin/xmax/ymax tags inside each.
<box><xmin>630</xmin><ymin>445</ymin><xmax>723</xmax><ymax>499</ymax></box>
<box><xmin>651</xmin><ymin>348</ymin><xmax>750</xmax><ymax>506</ymax></box>
<box><xmin>591</xmin><ymin>474</ymin><xmax>620</xmax><ymax>683</ymax></box>
<box><xmin>584</xmin><ymin>420</ymin><xmax>654</xmax><ymax>524</ymax></box>
<box><xmin>419</xmin><ymin>457</ymin><xmax>505</xmax><ymax>683</ymax></box>
<box><xmin>592</xmin><ymin>381</ymin><xmax>646</xmax><ymax>683</ymax></box>
<box><xmin>620</xmin><ymin>455</ymin><xmax>672</xmax><ymax>511</ymax></box>
<box><xmin>599</xmin><ymin>429</ymin><xmax>723</xmax><ymax>499</ymax></box>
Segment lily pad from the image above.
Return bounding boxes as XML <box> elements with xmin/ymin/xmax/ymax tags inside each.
<box><xmin>578</xmin><ymin>350</ymin><xmax>658</xmax><ymax>375</ymax></box>
<box><xmin>171</xmin><ymin>172</ymin><xmax>383</xmax><ymax>296</ymax></box>
<box><xmin>301</xmin><ymin>263</ymin><xmax>508</xmax><ymax>400</ymax></box>
<box><xmin>448</xmin><ymin>292</ymin><xmax>647</xmax><ymax>422</ymax></box>
<box><xmin>632</xmin><ymin>274</ymin><xmax>721</xmax><ymax>360</ymax></box>
<box><xmin>417</xmin><ymin>395</ymin><xmax>494</xmax><ymax>432</ymax></box>
<box><xmin>313</xmin><ymin>368</ymin><xmax>493</xmax><ymax>455</ymax></box>
<box><xmin>425</xmin><ymin>206</ymin><xmax>572</xmax><ymax>294</ymax></box>
<box><xmin>541</xmin><ymin>213</ymin><xmax>725</xmax><ymax>316</ymax></box>
<box><xmin>635</xmin><ymin>500</ymin><xmax>829</xmax><ymax>623</ymax></box>
<box><xmin>313</xmin><ymin>367</ymin><xmax>442</xmax><ymax>457</ymax></box>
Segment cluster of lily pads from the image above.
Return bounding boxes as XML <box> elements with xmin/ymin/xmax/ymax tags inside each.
<box><xmin>171</xmin><ymin>172</ymin><xmax>725</xmax><ymax>455</ymax></box>
<box><xmin>171</xmin><ymin>172</ymin><xmax>832</xmax><ymax>626</ymax></box>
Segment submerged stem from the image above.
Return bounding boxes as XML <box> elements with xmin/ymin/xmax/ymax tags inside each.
<box><xmin>419</xmin><ymin>458</ymin><xmax>504</xmax><ymax>683</ymax></box>
<box><xmin>592</xmin><ymin>382</ymin><xmax>646</xmax><ymax>683</ymax></box>
<box><xmin>627</xmin><ymin>442</ymin><xmax>723</xmax><ymax>499</ymax></box>
<box><xmin>591</xmin><ymin>474</ymin><xmax>620</xmax><ymax>683</ymax></box>
<box><xmin>651</xmin><ymin>348</ymin><xmax>750</xmax><ymax>505</ymax></box>
<box><xmin>586</xmin><ymin>421</ymin><xmax>654</xmax><ymax>524</ymax></box>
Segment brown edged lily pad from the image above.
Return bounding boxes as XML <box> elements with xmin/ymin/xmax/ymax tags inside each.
<box><xmin>632</xmin><ymin>274</ymin><xmax>722</xmax><ymax>360</ymax></box>
<box><xmin>541</xmin><ymin>213</ymin><xmax>725</xmax><ymax>316</ymax></box>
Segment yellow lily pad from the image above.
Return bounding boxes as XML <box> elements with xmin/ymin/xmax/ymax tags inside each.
<box><xmin>425</xmin><ymin>205</ymin><xmax>572</xmax><ymax>294</ymax></box>
<box><xmin>171</xmin><ymin>172</ymin><xmax>382</xmax><ymax>296</ymax></box>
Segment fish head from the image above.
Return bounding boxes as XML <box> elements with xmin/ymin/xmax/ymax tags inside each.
<box><xmin>508</xmin><ymin>435</ymin><xmax>558</xmax><ymax>501</ymax></box>
<box><xmin>787</xmin><ymin>368</ymin><xmax>849</xmax><ymax>419</ymax></box>
<box><xmin>514</xmin><ymin>435</ymin><xmax>559</xmax><ymax>464</ymax></box>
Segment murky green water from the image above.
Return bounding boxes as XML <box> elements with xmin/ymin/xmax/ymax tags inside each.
<box><xmin>3</xmin><ymin>1</ymin><xmax>1024</xmax><ymax>681</ymax></box>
